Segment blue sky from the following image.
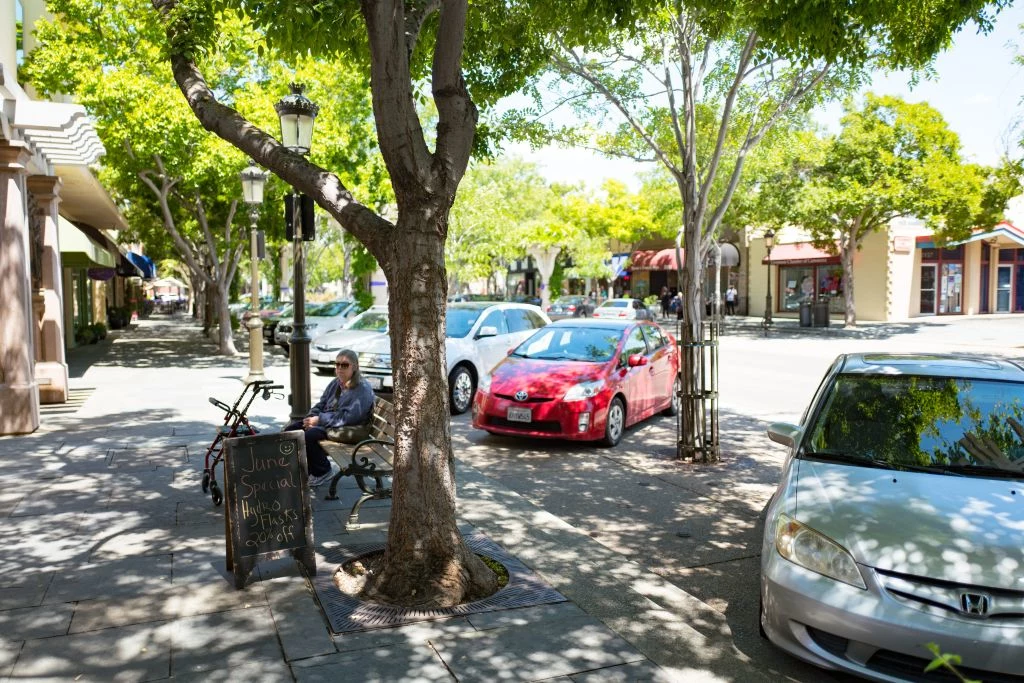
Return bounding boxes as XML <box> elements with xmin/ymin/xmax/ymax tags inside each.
<box><xmin>514</xmin><ymin>5</ymin><xmax>1023</xmax><ymax>188</ymax></box>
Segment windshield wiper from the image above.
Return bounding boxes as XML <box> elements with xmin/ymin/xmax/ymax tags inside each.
<box><xmin>930</xmin><ymin>463</ymin><xmax>1024</xmax><ymax>480</ymax></box>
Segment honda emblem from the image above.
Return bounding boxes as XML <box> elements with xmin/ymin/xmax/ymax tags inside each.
<box><xmin>959</xmin><ymin>592</ymin><xmax>990</xmax><ymax>617</ymax></box>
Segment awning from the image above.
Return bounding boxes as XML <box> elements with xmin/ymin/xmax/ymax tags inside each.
<box><xmin>125</xmin><ymin>251</ymin><xmax>156</xmax><ymax>279</ymax></box>
<box><xmin>949</xmin><ymin>221</ymin><xmax>1024</xmax><ymax>248</ymax></box>
<box><xmin>58</xmin><ymin>216</ymin><xmax>115</xmax><ymax>269</ymax></box>
<box><xmin>763</xmin><ymin>242</ymin><xmax>840</xmax><ymax>266</ymax></box>
<box><xmin>630</xmin><ymin>248</ymin><xmax>684</xmax><ymax>271</ymax></box>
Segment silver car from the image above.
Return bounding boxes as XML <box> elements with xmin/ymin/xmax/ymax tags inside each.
<box><xmin>761</xmin><ymin>353</ymin><xmax>1024</xmax><ymax>681</ymax></box>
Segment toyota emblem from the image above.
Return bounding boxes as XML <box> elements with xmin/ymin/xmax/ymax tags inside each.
<box><xmin>514</xmin><ymin>390</ymin><xmax>529</xmax><ymax>402</ymax></box>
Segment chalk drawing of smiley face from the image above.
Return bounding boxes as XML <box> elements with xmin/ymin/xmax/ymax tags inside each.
<box><xmin>279</xmin><ymin>441</ymin><xmax>295</xmax><ymax>457</ymax></box>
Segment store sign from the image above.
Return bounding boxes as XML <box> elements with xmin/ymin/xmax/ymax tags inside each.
<box><xmin>892</xmin><ymin>236</ymin><xmax>913</xmax><ymax>253</ymax></box>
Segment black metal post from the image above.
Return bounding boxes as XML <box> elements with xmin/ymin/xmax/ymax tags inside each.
<box><xmin>289</xmin><ymin>194</ymin><xmax>311</xmax><ymax>420</ymax></box>
<box><xmin>763</xmin><ymin>245</ymin><xmax>773</xmax><ymax>336</ymax></box>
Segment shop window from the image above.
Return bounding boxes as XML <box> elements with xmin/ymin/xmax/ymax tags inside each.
<box><xmin>999</xmin><ymin>249</ymin><xmax>1016</xmax><ymax>263</ymax></box>
<box><xmin>779</xmin><ymin>265</ymin><xmax>844</xmax><ymax>312</ymax></box>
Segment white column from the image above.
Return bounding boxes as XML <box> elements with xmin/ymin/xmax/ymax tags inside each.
<box><xmin>0</xmin><ymin>0</ymin><xmax>17</xmax><ymax>77</ymax></box>
<box><xmin>26</xmin><ymin>174</ymin><xmax>67</xmax><ymax>403</ymax></box>
<box><xmin>0</xmin><ymin>141</ymin><xmax>39</xmax><ymax>434</ymax></box>
<box><xmin>527</xmin><ymin>244</ymin><xmax>560</xmax><ymax>310</ymax></box>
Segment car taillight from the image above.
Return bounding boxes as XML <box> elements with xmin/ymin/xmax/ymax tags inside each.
<box><xmin>618</xmin><ymin>311</ymin><xmax>627</xmax><ymax>317</ymax></box>
<box><xmin>546</xmin><ymin>306</ymin><xmax>552</xmax><ymax>311</ymax></box>
<box><xmin>568</xmin><ymin>305</ymin><xmax>576</xmax><ymax>311</ymax></box>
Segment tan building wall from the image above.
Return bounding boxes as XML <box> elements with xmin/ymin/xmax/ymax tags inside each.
<box><xmin>853</xmin><ymin>232</ymin><xmax>889</xmax><ymax>321</ymax></box>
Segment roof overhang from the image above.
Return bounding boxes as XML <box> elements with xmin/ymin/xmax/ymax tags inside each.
<box><xmin>951</xmin><ymin>222</ymin><xmax>1024</xmax><ymax>248</ymax></box>
<box><xmin>55</xmin><ymin>165</ymin><xmax>129</xmax><ymax>232</ymax></box>
<box><xmin>12</xmin><ymin>100</ymin><xmax>104</xmax><ymax>165</ymax></box>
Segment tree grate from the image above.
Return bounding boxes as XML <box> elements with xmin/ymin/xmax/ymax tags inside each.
<box><xmin>312</xmin><ymin>531</ymin><xmax>567</xmax><ymax>634</ymax></box>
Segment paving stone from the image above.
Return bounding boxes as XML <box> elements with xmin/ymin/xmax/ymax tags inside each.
<box><xmin>169</xmin><ymin>606</ymin><xmax>284</xmax><ymax>676</ymax></box>
<box><xmin>292</xmin><ymin>643</ymin><xmax>455</xmax><ymax>682</ymax></box>
<box><xmin>175</xmin><ymin>500</ymin><xmax>226</xmax><ymax>527</ymax></box>
<box><xmin>70</xmin><ymin>592</ymin><xmax>179</xmax><ymax>633</ymax></box>
<box><xmin>0</xmin><ymin>637</ymin><xmax>22</xmax><ymax>679</ymax></box>
<box><xmin>0</xmin><ymin>602</ymin><xmax>74</xmax><ymax>640</ymax></box>
<box><xmin>8</xmin><ymin>486</ymin><xmax>110</xmax><ymax>517</ymax></box>
<box><xmin>431</xmin><ymin>614</ymin><xmax>646</xmax><ymax>681</ymax></box>
<box><xmin>42</xmin><ymin>555</ymin><xmax>173</xmax><ymax>605</ymax></box>
<box><xmin>10</xmin><ymin>620</ymin><xmax>172</xmax><ymax>682</ymax></box>
<box><xmin>264</xmin><ymin>577</ymin><xmax>335</xmax><ymax>661</ymax></box>
<box><xmin>169</xmin><ymin>656</ymin><xmax>293</xmax><ymax>682</ymax></box>
<box><xmin>0</xmin><ymin>572</ymin><xmax>54</xmax><ymax>610</ymax></box>
<box><xmin>570</xmin><ymin>661</ymin><xmax>682</xmax><ymax>682</ymax></box>
<box><xmin>331</xmin><ymin>616</ymin><xmax>474</xmax><ymax>654</ymax></box>
<box><xmin>466</xmin><ymin>601</ymin><xmax>589</xmax><ymax>631</ymax></box>
<box><xmin>0</xmin><ymin>530</ymin><xmax>92</xmax><ymax>571</ymax></box>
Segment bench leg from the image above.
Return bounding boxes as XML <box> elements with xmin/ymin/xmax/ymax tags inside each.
<box><xmin>325</xmin><ymin>469</ymin><xmax>345</xmax><ymax>501</ymax></box>
<box><xmin>346</xmin><ymin>493</ymin><xmax>375</xmax><ymax>530</ymax></box>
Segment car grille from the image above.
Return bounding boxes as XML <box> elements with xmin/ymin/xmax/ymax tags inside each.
<box><xmin>486</xmin><ymin>417</ymin><xmax>562</xmax><ymax>433</ymax></box>
<box><xmin>493</xmin><ymin>393</ymin><xmax>554</xmax><ymax>404</ymax></box>
<box><xmin>865</xmin><ymin>649</ymin><xmax>1024</xmax><ymax>683</ymax></box>
<box><xmin>876</xmin><ymin>568</ymin><xmax>1024</xmax><ymax>622</ymax></box>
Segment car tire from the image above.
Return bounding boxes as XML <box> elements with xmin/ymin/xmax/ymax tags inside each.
<box><xmin>449</xmin><ymin>365</ymin><xmax>475</xmax><ymax>415</ymax></box>
<box><xmin>280</xmin><ymin>344</ymin><xmax>290</xmax><ymax>358</ymax></box>
<box><xmin>601</xmin><ymin>396</ymin><xmax>625</xmax><ymax>447</ymax></box>
<box><xmin>314</xmin><ymin>367</ymin><xmax>332</xmax><ymax>376</ymax></box>
<box><xmin>663</xmin><ymin>377</ymin><xmax>681</xmax><ymax>416</ymax></box>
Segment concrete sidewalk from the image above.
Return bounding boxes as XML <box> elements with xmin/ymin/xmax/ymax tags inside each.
<box><xmin>0</xmin><ymin>315</ymin><xmax>768</xmax><ymax>682</ymax></box>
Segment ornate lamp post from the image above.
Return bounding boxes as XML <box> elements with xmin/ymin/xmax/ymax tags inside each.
<box><xmin>763</xmin><ymin>229</ymin><xmax>775</xmax><ymax>335</ymax></box>
<box><xmin>240</xmin><ymin>159</ymin><xmax>267</xmax><ymax>384</ymax></box>
<box><xmin>275</xmin><ymin>83</ymin><xmax>319</xmax><ymax>420</ymax></box>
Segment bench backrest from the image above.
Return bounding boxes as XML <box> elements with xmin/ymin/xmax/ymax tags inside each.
<box><xmin>369</xmin><ymin>396</ymin><xmax>396</xmax><ymax>442</ymax></box>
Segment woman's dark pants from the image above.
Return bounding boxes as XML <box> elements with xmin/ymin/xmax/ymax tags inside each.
<box><xmin>283</xmin><ymin>420</ymin><xmax>331</xmax><ymax>476</ymax></box>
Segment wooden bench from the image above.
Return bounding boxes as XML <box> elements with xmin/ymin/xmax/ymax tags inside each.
<box><xmin>322</xmin><ymin>396</ymin><xmax>396</xmax><ymax>529</ymax></box>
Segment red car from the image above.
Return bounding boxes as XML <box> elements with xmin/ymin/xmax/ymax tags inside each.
<box><xmin>471</xmin><ymin>319</ymin><xmax>679</xmax><ymax>446</ymax></box>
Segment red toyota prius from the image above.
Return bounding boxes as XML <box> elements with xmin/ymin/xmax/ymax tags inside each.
<box><xmin>471</xmin><ymin>318</ymin><xmax>680</xmax><ymax>446</ymax></box>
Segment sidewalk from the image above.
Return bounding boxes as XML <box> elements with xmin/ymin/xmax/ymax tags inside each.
<box><xmin>0</xmin><ymin>315</ymin><xmax>769</xmax><ymax>682</ymax></box>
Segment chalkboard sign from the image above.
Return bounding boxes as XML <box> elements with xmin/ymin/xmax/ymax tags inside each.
<box><xmin>223</xmin><ymin>430</ymin><xmax>316</xmax><ymax>588</ymax></box>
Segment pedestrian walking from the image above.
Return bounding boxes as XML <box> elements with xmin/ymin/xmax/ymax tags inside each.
<box><xmin>725</xmin><ymin>285</ymin><xmax>738</xmax><ymax>316</ymax></box>
<box><xmin>660</xmin><ymin>286</ymin><xmax>672</xmax><ymax>318</ymax></box>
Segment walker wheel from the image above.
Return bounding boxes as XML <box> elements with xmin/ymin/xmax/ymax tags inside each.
<box><xmin>210</xmin><ymin>481</ymin><xmax>223</xmax><ymax>506</ymax></box>
<box><xmin>201</xmin><ymin>471</ymin><xmax>210</xmax><ymax>493</ymax></box>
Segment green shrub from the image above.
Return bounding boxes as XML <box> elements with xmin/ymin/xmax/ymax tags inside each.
<box><xmin>91</xmin><ymin>322</ymin><xmax>107</xmax><ymax>340</ymax></box>
<box><xmin>644</xmin><ymin>294</ymin><xmax>660</xmax><ymax>308</ymax></box>
<box><xmin>75</xmin><ymin>325</ymin><xmax>96</xmax><ymax>345</ymax></box>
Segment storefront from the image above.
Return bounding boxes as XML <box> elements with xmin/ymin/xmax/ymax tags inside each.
<box><xmin>761</xmin><ymin>242</ymin><xmax>845</xmax><ymax>315</ymax></box>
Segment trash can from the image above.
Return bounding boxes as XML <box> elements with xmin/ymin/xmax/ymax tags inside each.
<box><xmin>799</xmin><ymin>301</ymin><xmax>812</xmax><ymax>327</ymax></box>
<box><xmin>812</xmin><ymin>300</ymin><xmax>831</xmax><ymax>328</ymax></box>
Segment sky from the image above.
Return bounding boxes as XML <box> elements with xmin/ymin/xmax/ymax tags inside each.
<box><xmin>511</xmin><ymin>4</ymin><xmax>1024</xmax><ymax>189</ymax></box>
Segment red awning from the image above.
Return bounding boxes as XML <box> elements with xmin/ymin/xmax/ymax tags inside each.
<box><xmin>630</xmin><ymin>248</ymin><xmax>684</xmax><ymax>271</ymax></box>
<box><xmin>763</xmin><ymin>242</ymin><xmax>840</xmax><ymax>266</ymax></box>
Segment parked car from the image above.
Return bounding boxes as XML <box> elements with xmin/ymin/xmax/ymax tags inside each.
<box><xmin>471</xmin><ymin>319</ymin><xmax>679</xmax><ymax>446</ymax></box>
<box><xmin>356</xmin><ymin>302</ymin><xmax>550</xmax><ymax>414</ymax></box>
<box><xmin>274</xmin><ymin>300</ymin><xmax>363</xmax><ymax>355</ymax></box>
<box><xmin>545</xmin><ymin>295</ymin><xmax>595</xmax><ymax>320</ymax></box>
<box><xmin>310</xmin><ymin>306</ymin><xmax>390</xmax><ymax>375</ymax></box>
<box><xmin>760</xmin><ymin>353</ymin><xmax>1024</xmax><ymax>681</ymax></box>
<box><xmin>447</xmin><ymin>293</ymin><xmax>505</xmax><ymax>303</ymax></box>
<box><xmin>591</xmin><ymin>298</ymin><xmax>655</xmax><ymax>321</ymax></box>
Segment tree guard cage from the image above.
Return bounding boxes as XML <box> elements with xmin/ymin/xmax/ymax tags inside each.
<box><xmin>675</xmin><ymin>241</ymin><xmax>721</xmax><ymax>463</ymax></box>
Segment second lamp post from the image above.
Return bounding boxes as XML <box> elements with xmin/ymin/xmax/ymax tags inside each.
<box><xmin>275</xmin><ymin>83</ymin><xmax>319</xmax><ymax>420</ymax></box>
<box><xmin>240</xmin><ymin>159</ymin><xmax>267</xmax><ymax>384</ymax></box>
<box><xmin>763</xmin><ymin>229</ymin><xmax>775</xmax><ymax>335</ymax></box>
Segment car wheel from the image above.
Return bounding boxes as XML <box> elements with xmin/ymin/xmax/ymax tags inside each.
<box><xmin>449</xmin><ymin>365</ymin><xmax>475</xmax><ymax>415</ymax></box>
<box><xmin>280</xmin><ymin>344</ymin><xmax>290</xmax><ymax>358</ymax></box>
<box><xmin>601</xmin><ymin>397</ymin><xmax>625</xmax><ymax>447</ymax></box>
<box><xmin>314</xmin><ymin>367</ymin><xmax>332</xmax><ymax>376</ymax></box>
<box><xmin>663</xmin><ymin>377</ymin><xmax>681</xmax><ymax>416</ymax></box>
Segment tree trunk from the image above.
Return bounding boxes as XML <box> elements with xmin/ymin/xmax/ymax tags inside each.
<box><xmin>841</xmin><ymin>221</ymin><xmax>858</xmax><ymax>327</ymax></box>
<box><xmin>364</xmin><ymin>211</ymin><xmax>497</xmax><ymax>608</ymax></box>
<box><xmin>214</xmin><ymin>281</ymin><xmax>237</xmax><ymax>355</ymax></box>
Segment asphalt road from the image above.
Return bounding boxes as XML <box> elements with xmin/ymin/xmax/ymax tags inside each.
<box><xmin>448</xmin><ymin>315</ymin><xmax>1024</xmax><ymax>682</ymax></box>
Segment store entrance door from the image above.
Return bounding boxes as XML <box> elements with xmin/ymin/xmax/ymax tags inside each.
<box><xmin>939</xmin><ymin>263</ymin><xmax>962</xmax><ymax>314</ymax></box>
<box><xmin>919</xmin><ymin>265</ymin><xmax>936</xmax><ymax>315</ymax></box>
<box><xmin>996</xmin><ymin>265</ymin><xmax>1012</xmax><ymax>312</ymax></box>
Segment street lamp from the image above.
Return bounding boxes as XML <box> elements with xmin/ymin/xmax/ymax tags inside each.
<box><xmin>240</xmin><ymin>159</ymin><xmax>267</xmax><ymax>384</ymax></box>
<box><xmin>763</xmin><ymin>229</ymin><xmax>775</xmax><ymax>335</ymax></box>
<box><xmin>275</xmin><ymin>83</ymin><xmax>319</xmax><ymax>420</ymax></box>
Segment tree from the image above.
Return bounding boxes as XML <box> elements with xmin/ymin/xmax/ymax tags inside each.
<box><xmin>148</xmin><ymin>0</ymin><xmax>650</xmax><ymax>607</ymax></box>
<box><xmin>23</xmin><ymin>0</ymin><xmax>387</xmax><ymax>352</ymax></box>
<box><xmin>796</xmin><ymin>95</ymin><xmax>1008</xmax><ymax>326</ymax></box>
<box><xmin>514</xmin><ymin>0</ymin><xmax>1010</xmax><ymax>460</ymax></box>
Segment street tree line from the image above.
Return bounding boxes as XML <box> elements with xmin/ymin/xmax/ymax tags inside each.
<box><xmin>23</xmin><ymin>0</ymin><xmax>1018</xmax><ymax>607</ymax></box>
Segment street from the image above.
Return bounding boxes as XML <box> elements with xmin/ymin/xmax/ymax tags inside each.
<box><xmin>297</xmin><ymin>314</ymin><xmax>1022</xmax><ymax>681</ymax></box>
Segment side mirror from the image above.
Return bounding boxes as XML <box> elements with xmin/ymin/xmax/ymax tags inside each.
<box><xmin>627</xmin><ymin>353</ymin><xmax>648</xmax><ymax>367</ymax></box>
<box><xmin>767</xmin><ymin>422</ymin><xmax>802</xmax><ymax>448</ymax></box>
<box><xmin>507</xmin><ymin>347</ymin><xmax>517</xmax><ymax>356</ymax></box>
<box><xmin>477</xmin><ymin>325</ymin><xmax>498</xmax><ymax>339</ymax></box>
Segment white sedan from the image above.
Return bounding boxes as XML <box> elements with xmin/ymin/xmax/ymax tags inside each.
<box><xmin>310</xmin><ymin>306</ymin><xmax>389</xmax><ymax>374</ymax></box>
<box><xmin>354</xmin><ymin>302</ymin><xmax>551</xmax><ymax>414</ymax></box>
<box><xmin>591</xmin><ymin>298</ymin><xmax>656</xmax><ymax>321</ymax></box>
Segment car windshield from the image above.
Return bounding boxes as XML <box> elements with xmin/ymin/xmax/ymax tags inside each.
<box><xmin>600</xmin><ymin>301</ymin><xmax>628</xmax><ymax>308</ymax></box>
<box><xmin>554</xmin><ymin>296</ymin><xmax>582</xmax><ymax>305</ymax></box>
<box><xmin>346</xmin><ymin>311</ymin><xmax>388</xmax><ymax>332</ymax></box>
<box><xmin>805</xmin><ymin>375</ymin><xmax>1024</xmax><ymax>478</ymax></box>
<box><xmin>446</xmin><ymin>308</ymin><xmax>484</xmax><ymax>338</ymax></box>
<box><xmin>315</xmin><ymin>301</ymin><xmax>353</xmax><ymax>317</ymax></box>
<box><xmin>511</xmin><ymin>326</ymin><xmax>622</xmax><ymax>362</ymax></box>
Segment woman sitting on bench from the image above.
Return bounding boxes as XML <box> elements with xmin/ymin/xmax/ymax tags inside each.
<box><xmin>284</xmin><ymin>349</ymin><xmax>374</xmax><ymax>487</ymax></box>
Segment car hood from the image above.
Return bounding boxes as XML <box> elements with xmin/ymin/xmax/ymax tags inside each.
<box><xmin>312</xmin><ymin>329</ymin><xmax>382</xmax><ymax>349</ymax></box>
<box><xmin>791</xmin><ymin>460</ymin><xmax>1024</xmax><ymax>591</ymax></box>
<box><xmin>490</xmin><ymin>357</ymin><xmax>607</xmax><ymax>398</ymax></box>
<box><xmin>352</xmin><ymin>334</ymin><xmax>391</xmax><ymax>355</ymax></box>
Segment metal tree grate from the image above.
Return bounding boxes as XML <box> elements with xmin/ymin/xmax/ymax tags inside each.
<box><xmin>312</xmin><ymin>532</ymin><xmax>567</xmax><ymax>634</ymax></box>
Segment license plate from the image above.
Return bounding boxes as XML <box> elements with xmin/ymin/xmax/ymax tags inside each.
<box><xmin>366</xmin><ymin>376</ymin><xmax>383</xmax><ymax>390</ymax></box>
<box><xmin>317</xmin><ymin>353</ymin><xmax>333</xmax><ymax>363</ymax></box>
<box><xmin>506</xmin><ymin>407</ymin><xmax>532</xmax><ymax>423</ymax></box>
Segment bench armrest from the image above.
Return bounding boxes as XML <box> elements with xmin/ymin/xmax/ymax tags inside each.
<box><xmin>351</xmin><ymin>438</ymin><xmax>395</xmax><ymax>470</ymax></box>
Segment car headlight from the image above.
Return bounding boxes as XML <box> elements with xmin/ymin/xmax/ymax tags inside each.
<box><xmin>564</xmin><ymin>379</ymin><xmax>604</xmax><ymax>402</ymax></box>
<box><xmin>775</xmin><ymin>514</ymin><xmax>866</xmax><ymax>589</ymax></box>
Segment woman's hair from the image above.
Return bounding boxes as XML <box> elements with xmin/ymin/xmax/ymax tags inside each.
<box><xmin>336</xmin><ymin>349</ymin><xmax>363</xmax><ymax>389</ymax></box>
